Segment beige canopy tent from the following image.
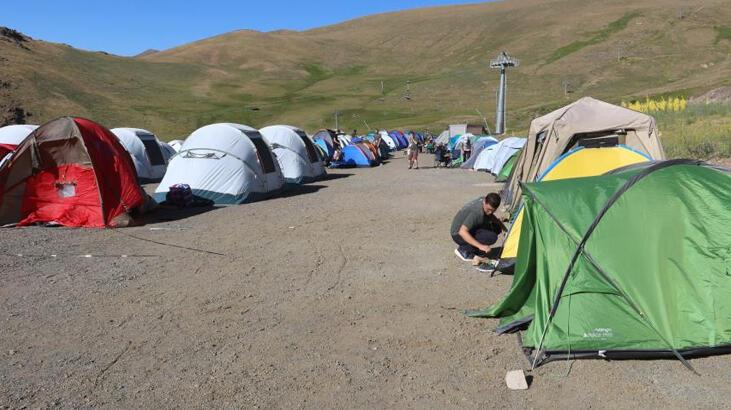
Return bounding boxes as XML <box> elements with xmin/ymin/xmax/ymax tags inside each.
<box><xmin>449</xmin><ymin>123</ymin><xmax>487</xmax><ymax>137</ymax></box>
<box><xmin>503</xmin><ymin>96</ymin><xmax>665</xmax><ymax>213</ymax></box>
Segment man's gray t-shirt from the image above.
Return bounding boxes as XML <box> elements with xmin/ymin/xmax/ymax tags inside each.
<box><xmin>450</xmin><ymin>197</ymin><xmax>491</xmax><ymax>236</ymax></box>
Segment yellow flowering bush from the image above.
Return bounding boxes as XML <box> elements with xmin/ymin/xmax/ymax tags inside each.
<box><xmin>621</xmin><ymin>97</ymin><xmax>687</xmax><ymax>113</ymax></box>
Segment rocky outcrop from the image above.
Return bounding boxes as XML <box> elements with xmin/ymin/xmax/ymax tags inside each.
<box><xmin>0</xmin><ymin>27</ymin><xmax>31</xmax><ymax>50</ymax></box>
<box><xmin>690</xmin><ymin>86</ymin><xmax>731</xmax><ymax>104</ymax></box>
<box><xmin>1</xmin><ymin>105</ymin><xmax>30</xmax><ymax>126</ymax></box>
<box><xmin>0</xmin><ymin>80</ymin><xmax>31</xmax><ymax>126</ymax></box>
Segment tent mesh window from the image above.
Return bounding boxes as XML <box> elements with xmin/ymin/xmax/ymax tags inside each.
<box><xmin>139</xmin><ymin>135</ymin><xmax>166</xmax><ymax>165</ymax></box>
<box><xmin>568</xmin><ymin>130</ymin><xmax>625</xmax><ymax>152</ymax></box>
<box><xmin>248</xmin><ymin>135</ymin><xmax>277</xmax><ymax>173</ymax></box>
<box><xmin>296</xmin><ymin>131</ymin><xmax>321</xmax><ymax>163</ymax></box>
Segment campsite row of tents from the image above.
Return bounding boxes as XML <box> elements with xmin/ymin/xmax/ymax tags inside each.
<box><xmin>467</xmin><ymin>97</ymin><xmax>731</xmax><ymax>369</ymax></box>
<box><xmin>456</xmin><ymin>135</ymin><xmax>526</xmax><ymax>181</ymax></box>
<box><xmin>0</xmin><ymin>118</ymin><xmax>420</xmax><ymax>228</ymax></box>
<box><xmin>311</xmin><ymin>129</ymin><xmax>422</xmax><ymax>168</ymax></box>
<box><xmin>432</xmin><ymin>126</ymin><xmax>525</xmax><ymax>180</ymax></box>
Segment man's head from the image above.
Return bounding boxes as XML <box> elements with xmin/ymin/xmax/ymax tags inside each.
<box><xmin>483</xmin><ymin>193</ymin><xmax>501</xmax><ymax>215</ymax></box>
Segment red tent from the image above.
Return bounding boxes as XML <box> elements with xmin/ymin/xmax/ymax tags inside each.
<box><xmin>0</xmin><ymin>117</ymin><xmax>147</xmax><ymax>228</ymax></box>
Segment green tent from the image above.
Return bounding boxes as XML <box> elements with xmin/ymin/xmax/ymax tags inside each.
<box><xmin>495</xmin><ymin>150</ymin><xmax>520</xmax><ymax>182</ymax></box>
<box><xmin>449</xmin><ymin>157</ymin><xmax>464</xmax><ymax>168</ymax></box>
<box><xmin>469</xmin><ymin>160</ymin><xmax>731</xmax><ymax>367</ymax></box>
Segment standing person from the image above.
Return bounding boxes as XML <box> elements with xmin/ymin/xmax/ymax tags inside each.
<box><xmin>463</xmin><ymin>138</ymin><xmax>472</xmax><ymax>162</ymax></box>
<box><xmin>450</xmin><ymin>193</ymin><xmax>506</xmax><ymax>272</ymax></box>
<box><xmin>332</xmin><ymin>147</ymin><xmax>343</xmax><ymax>163</ymax></box>
<box><xmin>407</xmin><ymin>133</ymin><xmax>419</xmax><ymax>169</ymax></box>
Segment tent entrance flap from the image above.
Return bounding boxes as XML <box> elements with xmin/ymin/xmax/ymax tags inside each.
<box><xmin>295</xmin><ymin>131</ymin><xmax>321</xmax><ymax>163</ymax></box>
<box><xmin>140</xmin><ymin>137</ymin><xmax>166</xmax><ymax>165</ymax></box>
<box><xmin>246</xmin><ymin>135</ymin><xmax>277</xmax><ymax>173</ymax></box>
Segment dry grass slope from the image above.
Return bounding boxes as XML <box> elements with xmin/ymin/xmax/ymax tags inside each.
<box><xmin>1</xmin><ymin>0</ymin><xmax>729</xmax><ymax>147</ymax></box>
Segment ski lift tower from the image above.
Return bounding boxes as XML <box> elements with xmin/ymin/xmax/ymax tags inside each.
<box><xmin>490</xmin><ymin>51</ymin><xmax>519</xmax><ymax>135</ymax></box>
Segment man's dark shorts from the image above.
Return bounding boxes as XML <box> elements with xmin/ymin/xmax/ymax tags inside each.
<box><xmin>451</xmin><ymin>228</ymin><xmax>498</xmax><ymax>258</ymax></box>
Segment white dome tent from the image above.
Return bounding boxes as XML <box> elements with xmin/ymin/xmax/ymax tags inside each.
<box><xmin>111</xmin><ymin>128</ymin><xmax>169</xmax><ymax>182</ymax></box>
<box><xmin>337</xmin><ymin>134</ymin><xmax>351</xmax><ymax>147</ymax></box>
<box><xmin>168</xmin><ymin>139</ymin><xmax>184</xmax><ymax>152</ymax></box>
<box><xmin>159</xmin><ymin>141</ymin><xmax>176</xmax><ymax>162</ymax></box>
<box><xmin>260</xmin><ymin>125</ymin><xmax>326</xmax><ymax>184</ymax></box>
<box><xmin>379</xmin><ymin>130</ymin><xmax>397</xmax><ymax>150</ymax></box>
<box><xmin>435</xmin><ymin>129</ymin><xmax>450</xmax><ymax>145</ymax></box>
<box><xmin>155</xmin><ymin>123</ymin><xmax>284</xmax><ymax>205</ymax></box>
<box><xmin>0</xmin><ymin>124</ymin><xmax>38</xmax><ymax>164</ymax></box>
<box><xmin>454</xmin><ymin>133</ymin><xmax>481</xmax><ymax>150</ymax></box>
<box><xmin>472</xmin><ymin>137</ymin><xmax>526</xmax><ymax>174</ymax></box>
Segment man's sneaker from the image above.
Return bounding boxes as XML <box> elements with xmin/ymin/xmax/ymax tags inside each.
<box><xmin>472</xmin><ymin>255</ymin><xmax>491</xmax><ymax>266</ymax></box>
<box><xmin>454</xmin><ymin>247</ymin><xmax>473</xmax><ymax>262</ymax></box>
<box><xmin>475</xmin><ymin>260</ymin><xmax>498</xmax><ymax>273</ymax></box>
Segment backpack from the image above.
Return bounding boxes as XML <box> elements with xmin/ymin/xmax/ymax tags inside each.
<box><xmin>166</xmin><ymin>183</ymin><xmax>193</xmax><ymax>208</ymax></box>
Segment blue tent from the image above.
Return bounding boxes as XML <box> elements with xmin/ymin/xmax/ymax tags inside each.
<box><xmin>331</xmin><ymin>145</ymin><xmax>373</xmax><ymax>168</ymax></box>
<box><xmin>396</xmin><ymin>131</ymin><xmax>409</xmax><ymax>148</ymax></box>
<box><xmin>398</xmin><ymin>131</ymin><xmax>410</xmax><ymax>149</ymax></box>
<box><xmin>351</xmin><ymin>137</ymin><xmax>386</xmax><ymax>160</ymax></box>
<box><xmin>447</xmin><ymin>134</ymin><xmax>462</xmax><ymax>151</ymax></box>
<box><xmin>313</xmin><ymin>129</ymin><xmax>337</xmax><ymax>160</ymax></box>
<box><xmin>313</xmin><ymin>139</ymin><xmax>332</xmax><ymax>160</ymax></box>
<box><xmin>388</xmin><ymin>131</ymin><xmax>404</xmax><ymax>149</ymax></box>
<box><xmin>397</xmin><ymin>131</ymin><xmax>408</xmax><ymax>147</ymax></box>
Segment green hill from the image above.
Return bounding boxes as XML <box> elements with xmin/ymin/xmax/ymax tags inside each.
<box><xmin>1</xmin><ymin>0</ymin><xmax>729</xmax><ymax>143</ymax></box>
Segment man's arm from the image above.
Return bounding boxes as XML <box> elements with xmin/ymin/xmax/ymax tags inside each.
<box><xmin>458</xmin><ymin>225</ymin><xmax>490</xmax><ymax>253</ymax></box>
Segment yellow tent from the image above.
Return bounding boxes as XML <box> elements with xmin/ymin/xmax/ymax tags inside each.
<box><xmin>500</xmin><ymin>146</ymin><xmax>650</xmax><ymax>260</ymax></box>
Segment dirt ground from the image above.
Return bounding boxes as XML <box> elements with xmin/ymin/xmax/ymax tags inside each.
<box><xmin>1</xmin><ymin>155</ymin><xmax>729</xmax><ymax>409</ymax></box>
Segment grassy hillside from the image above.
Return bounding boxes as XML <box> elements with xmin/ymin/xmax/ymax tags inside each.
<box><xmin>1</xmin><ymin>0</ymin><xmax>729</xmax><ymax>148</ymax></box>
<box><xmin>655</xmin><ymin>103</ymin><xmax>731</xmax><ymax>159</ymax></box>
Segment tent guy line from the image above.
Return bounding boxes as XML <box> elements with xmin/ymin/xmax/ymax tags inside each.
<box><xmin>0</xmin><ymin>253</ymin><xmax>159</xmax><ymax>258</ymax></box>
<box><xmin>111</xmin><ymin>229</ymin><xmax>226</xmax><ymax>256</ymax></box>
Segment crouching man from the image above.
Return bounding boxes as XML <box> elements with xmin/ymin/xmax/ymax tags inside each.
<box><xmin>450</xmin><ymin>192</ymin><xmax>506</xmax><ymax>271</ymax></box>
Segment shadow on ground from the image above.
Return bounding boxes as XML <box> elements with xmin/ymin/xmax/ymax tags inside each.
<box><xmin>321</xmin><ymin>173</ymin><xmax>354</xmax><ymax>181</ymax></box>
<box><xmin>273</xmin><ymin>184</ymin><xmax>328</xmax><ymax>199</ymax></box>
<box><xmin>140</xmin><ymin>204</ymin><xmax>221</xmax><ymax>225</ymax></box>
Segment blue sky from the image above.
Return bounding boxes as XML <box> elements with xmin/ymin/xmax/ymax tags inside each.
<box><xmin>2</xmin><ymin>0</ymin><xmax>485</xmax><ymax>56</ymax></box>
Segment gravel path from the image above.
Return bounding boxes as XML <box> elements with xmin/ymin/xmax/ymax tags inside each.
<box><xmin>1</xmin><ymin>156</ymin><xmax>729</xmax><ymax>408</ymax></box>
